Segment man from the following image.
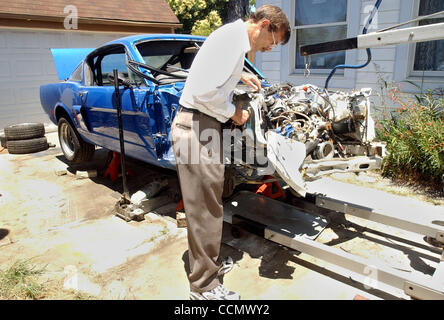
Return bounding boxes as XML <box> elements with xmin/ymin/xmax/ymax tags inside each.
<box><xmin>171</xmin><ymin>5</ymin><xmax>290</xmax><ymax>300</ymax></box>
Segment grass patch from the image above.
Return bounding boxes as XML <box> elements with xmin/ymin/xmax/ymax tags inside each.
<box><xmin>0</xmin><ymin>258</ymin><xmax>100</xmax><ymax>300</ymax></box>
<box><xmin>0</xmin><ymin>258</ymin><xmax>47</xmax><ymax>299</ymax></box>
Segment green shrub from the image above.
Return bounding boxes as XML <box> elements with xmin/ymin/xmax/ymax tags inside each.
<box><xmin>376</xmin><ymin>86</ymin><xmax>443</xmax><ymax>188</ymax></box>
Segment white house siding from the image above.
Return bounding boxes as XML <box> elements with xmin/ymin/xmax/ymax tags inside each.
<box><xmin>254</xmin><ymin>0</ymin><xmax>283</xmax><ymax>84</ymax></box>
<box><xmin>0</xmin><ymin>29</ymin><xmax>132</xmax><ymax>129</ymax></box>
<box><xmin>356</xmin><ymin>0</ymin><xmax>401</xmax><ymax>115</ymax></box>
<box><xmin>254</xmin><ymin>0</ymin><xmax>410</xmax><ymax>117</ymax></box>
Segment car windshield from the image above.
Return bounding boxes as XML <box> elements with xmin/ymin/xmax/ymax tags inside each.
<box><xmin>142</xmin><ymin>55</ymin><xmax>173</xmax><ymax>69</ymax></box>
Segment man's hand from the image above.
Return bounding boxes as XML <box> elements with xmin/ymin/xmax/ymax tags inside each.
<box><xmin>231</xmin><ymin>107</ymin><xmax>250</xmax><ymax>126</ymax></box>
<box><xmin>241</xmin><ymin>73</ymin><xmax>262</xmax><ymax>92</ymax></box>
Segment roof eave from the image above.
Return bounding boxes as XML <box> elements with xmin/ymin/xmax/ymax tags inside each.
<box><xmin>0</xmin><ymin>12</ymin><xmax>182</xmax><ymax>29</ymax></box>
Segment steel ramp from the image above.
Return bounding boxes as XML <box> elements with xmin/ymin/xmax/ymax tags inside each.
<box><xmin>306</xmin><ymin>179</ymin><xmax>444</xmax><ymax>244</ymax></box>
<box><xmin>223</xmin><ymin>190</ymin><xmax>444</xmax><ymax>300</ymax></box>
<box><xmin>224</xmin><ymin>191</ymin><xmax>328</xmax><ymax>241</ymax></box>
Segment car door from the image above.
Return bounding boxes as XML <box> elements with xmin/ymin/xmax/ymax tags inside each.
<box><xmin>79</xmin><ymin>45</ymin><xmax>160</xmax><ymax>163</ymax></box>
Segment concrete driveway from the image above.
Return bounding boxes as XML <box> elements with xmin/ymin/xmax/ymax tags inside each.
<box><xmin>0</xmin><ymin>127</ymin><xmax>442</xmax><ymax>300</ymax></box>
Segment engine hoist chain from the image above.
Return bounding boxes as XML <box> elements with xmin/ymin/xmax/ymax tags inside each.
<box><xmin>304</xmin><ymin>55</ymin><xmax>311</xmax><ymax>78</ymax></box>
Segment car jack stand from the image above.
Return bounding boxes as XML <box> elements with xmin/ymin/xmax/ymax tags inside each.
<box><xmin>110</xmin><ymin>68</ymin><xmax>141</xmax><ymax>222</ymax></box>
<box><xmin>104</xmin><ymin>151</ymin><xmax>134</xmax><ymax>182</ymax></box>
<box><xmin>114</xmin><ymin>197</ymin><xmax>146</xmax><ymax>222</ymax></box>
<box><xmin>255</xmin><ymin>175</ymin><xmax>286</xmax><ymax>200</ymax></box>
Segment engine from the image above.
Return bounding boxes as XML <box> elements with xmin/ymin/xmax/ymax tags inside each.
<box><xmin>235</xmin><ymin>83</ymin><xmax>377</xmax><ymax>161</ymax></box>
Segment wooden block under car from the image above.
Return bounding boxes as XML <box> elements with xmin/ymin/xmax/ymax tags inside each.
<box><xmin>353</xmin><ymin>294</ymin><xmax>370</xmax><ymax>300</ymax></box>
<box><xmin>176</xmin><ymin>211</ymin><xmax>187</xmax><ymax>228</ymax></box>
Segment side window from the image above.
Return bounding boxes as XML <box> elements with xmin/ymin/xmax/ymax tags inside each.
<box><xmin>294</xmin><ymin>0</ymin><xmax>348</xmax><ymax>72</ymax></box>
<box><xmin>99</xmin><ymin>52</ymin><xmax>129</xmax><ymax>86</ymax></box>
<box><xmin>412</xmin><ymin>0</ymin><xmax>444</xmax><ymax>74</ymax></box>
<box><xmin>88</xmin><ymin>47</ymin><xmax>145</xmax><ymax>87</ymax></box>
<box><xmin>84</xmin><ymin>61</ymin><xmax>94</xmax><ymax>86</ymax></box>
<box><xmin>69</xmin><ymin>63</ymin><xmax>83</xmax><ymax>82</ymax></box>
<box><xmin>394</xmin><ymin>0</ymin><xmax>444</xmax><ymax>93</ymax></box>
<box><xmin>276</xmin><ymin>0</ymin><xmax>359</xmax><ymax>88</ymax></box>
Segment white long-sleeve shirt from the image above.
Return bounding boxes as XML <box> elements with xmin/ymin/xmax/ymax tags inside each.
<box><xmin>179</xmin><ymin>19</ymin><xmax>251</xmax><ymax>123</ymax></box>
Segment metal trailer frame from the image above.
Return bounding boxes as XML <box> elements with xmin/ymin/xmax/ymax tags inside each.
<box><xmin>313</xmin><ymin>194</ymin><xmax>444</xmax><ymax>299</ymax></box>
<box><xmin>315</xmin><ymin>195</ymin><xmax>444</xmax><ymax>247</ymax></box>
<box><xmin>223</xmin><ymin>191</ymin><xmax>444</xmax><ymax>300</ymax></box>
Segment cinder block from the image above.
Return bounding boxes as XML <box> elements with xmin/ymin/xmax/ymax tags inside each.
<box><xmin>54</xmin><ymin>169</ymin><xmax>67</xmax><ymax>176</ymax></box>
<box><xmin>176</xmin><ymin>211</ymin><xmax>187</xmax><ymax>228</ymax></box>
<box><xmin>353</xmin><ymin>294</ymin><xmax>370</xmax><ymax>300</ymax></box>
<box><xmin>76</xmin><ymin>170</ymin><xmax>97</xmax><ymax>179</ymax></box>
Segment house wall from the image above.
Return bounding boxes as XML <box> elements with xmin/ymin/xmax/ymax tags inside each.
<box><xmin>0</xmin><ymin>28</ymin><xmax>133</xmax><ymax>128</ymax></box>
<box><xmin>254</xmin><ymin>0</ymin><xmax>441</xmax><ymax>117</ymax></box>
<box><xmin>255</xmin><ymin>0</ymin><xmax>283</xmax><ymax>84</ymax></box>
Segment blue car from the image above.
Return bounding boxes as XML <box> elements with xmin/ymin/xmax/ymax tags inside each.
<box><xmin>41</xmin><ymin>34</ymin><xmax>205</xmax><ymax>169</ymax></box>
<box><xmin>40</xmin><ymin>34</ymin><xmax>382</xmax><ymax>197</ymax></box>
<box><xmin>40</xmin><ymin>34</ymin><xmax>264</xmax><ymax>165</ymax></box>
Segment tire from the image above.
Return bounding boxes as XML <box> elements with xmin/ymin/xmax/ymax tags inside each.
<box><xmin>0</xmin><ymin>133</ymin><xmax>6</xmax><ymax>148</ymax></box>
<box><xmin>231</xmin><ymin>226</ymin><xmax>242</xmax><ymax>239</ymax></box>
<box><xmin>223</xmin><ymin>167</ymin><xmax>236</xmax><ymax>199</ymax></box>
<box><xmin>7</xmin><ymin>137</ymin><xmax>49</xmax><ymax>154</ymax></box>
<box><xmin>4</xmin><ymin>123</ymin><xmax>45</xmax><ymax>141</ymax></box>
<box><xmin>58</xmin><ymin>117</ymin><xmax>95</xmax><ymax>163</ymax></box>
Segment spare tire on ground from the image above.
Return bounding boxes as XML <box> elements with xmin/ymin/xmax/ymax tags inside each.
<box><xmin>6</xmin><ymin>137</ymin><xmax>49</xmax><ymax>154</ymax></box>
<box><xmin>4</xmin><ymin>123</ymin><xmax>45</xmax><ymax>141</ymax></box>
<box><xmin>0</xmin><ymin>133</ymin><xmax>6</xmax><ymax>148</ymax></box>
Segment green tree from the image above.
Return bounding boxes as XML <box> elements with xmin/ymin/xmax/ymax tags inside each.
<box><xmin>167</xmin><ymin>0</ymin><xmax>255</xmax><ymax>35</ymax></box>
<box><xmin>192</xmin><ymin>10</ymin><xmax>223</xmax><ymax>36</ymax></box>
<box><xmin>167</xmin><ymin>0</ymin><xmax>228</xmax><ymax>35</ymax></box>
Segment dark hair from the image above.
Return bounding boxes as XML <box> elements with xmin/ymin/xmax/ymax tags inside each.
<box><xmin>249</xmin><ymin>5</ymin><xmax>291</xmax><ymax>45</ymax></box>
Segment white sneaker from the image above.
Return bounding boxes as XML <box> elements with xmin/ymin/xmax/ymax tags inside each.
<box><xmin>217</xmin><ymin>256</ymin><xmax>234</xmax><ymax>277</ymax></box>
<box><xmin>190</xmin><ymin>284</ymin><xmax>240</xmax><ymax>300</ymax></box>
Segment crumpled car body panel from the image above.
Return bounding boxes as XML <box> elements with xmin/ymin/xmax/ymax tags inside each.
<box><xmin>234</xmin><ymin>83</ymin><xmax>383</xmax><ymax>195</ymax></box>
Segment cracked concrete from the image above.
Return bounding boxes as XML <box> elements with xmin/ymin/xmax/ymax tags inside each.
<box><xmin>0</xmin><ymin>130</ymin><xmax>442</xmax><ymax>300</ymax></box>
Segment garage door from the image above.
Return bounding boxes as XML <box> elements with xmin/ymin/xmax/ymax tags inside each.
<box><xmin>0</xmin><ymin>29</ymin><xmax>132</xmax><ymax>129</ymax></box>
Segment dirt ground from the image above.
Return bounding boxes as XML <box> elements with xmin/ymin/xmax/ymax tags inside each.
<box><xmin>0</xmin><ymin>127</ymin><xmax>443</xmax><ymax>300</ymax></box>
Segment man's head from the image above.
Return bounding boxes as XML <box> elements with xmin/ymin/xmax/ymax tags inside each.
<box><xmin>246</xmin><ymin>5</ymin><xmax>291</xmax><ymax>54</ymax></box>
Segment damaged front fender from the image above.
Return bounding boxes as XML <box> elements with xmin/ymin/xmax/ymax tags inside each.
<box><xmin>265</xmin><ymin>131</ymin><xmax>307</xmax><ymax>197</ymax></box>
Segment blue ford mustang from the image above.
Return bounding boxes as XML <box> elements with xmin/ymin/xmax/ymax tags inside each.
<box><xmin>40</xmin><ymin>34</ymin><xmax>263</xmax><ymax>169</ymax></box>
<box><xmin>40</xmin><ymin>34</ymin><xmax>382</xmax><ymax>197</ymax></box>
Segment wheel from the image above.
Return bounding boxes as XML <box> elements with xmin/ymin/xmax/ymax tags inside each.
<box><xmin>223</xmin><ymin>167</ymin><xmax>236</xmax><ymax>199</ymax></box>
<box><xmin>58</xmin><ymin>117</ymin><xmax>95</xmax><ymax>163</ymax></box>
<box><xmin>6</xmin><ymin>137</ymin><xmax>48</xmax><ymax>154</ymax></box>
<box><xmin>0</xmin><ymin>133</ymin><xmax>6</xmax><ymax>148</ymax></box>
<box><xmin>4</xmin><ymin>123</ymin><xmax>45</xmax><ymax>141</ymax></box>
<box><xmin>231</xmin><ymin>226</ymin><xmax>242</xmax><ymax>239</ymax></box>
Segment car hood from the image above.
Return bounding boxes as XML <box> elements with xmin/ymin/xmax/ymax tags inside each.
<box><xmin>50</xmin><ymin>48</ymin><xmax>95</xmax><ymax>80</ymax></box>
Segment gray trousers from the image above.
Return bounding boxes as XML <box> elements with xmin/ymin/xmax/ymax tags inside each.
<box><xmin>171</xmin><ymin>108</ymin><xmax>225</xmax><ymax>293</ymax></box>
